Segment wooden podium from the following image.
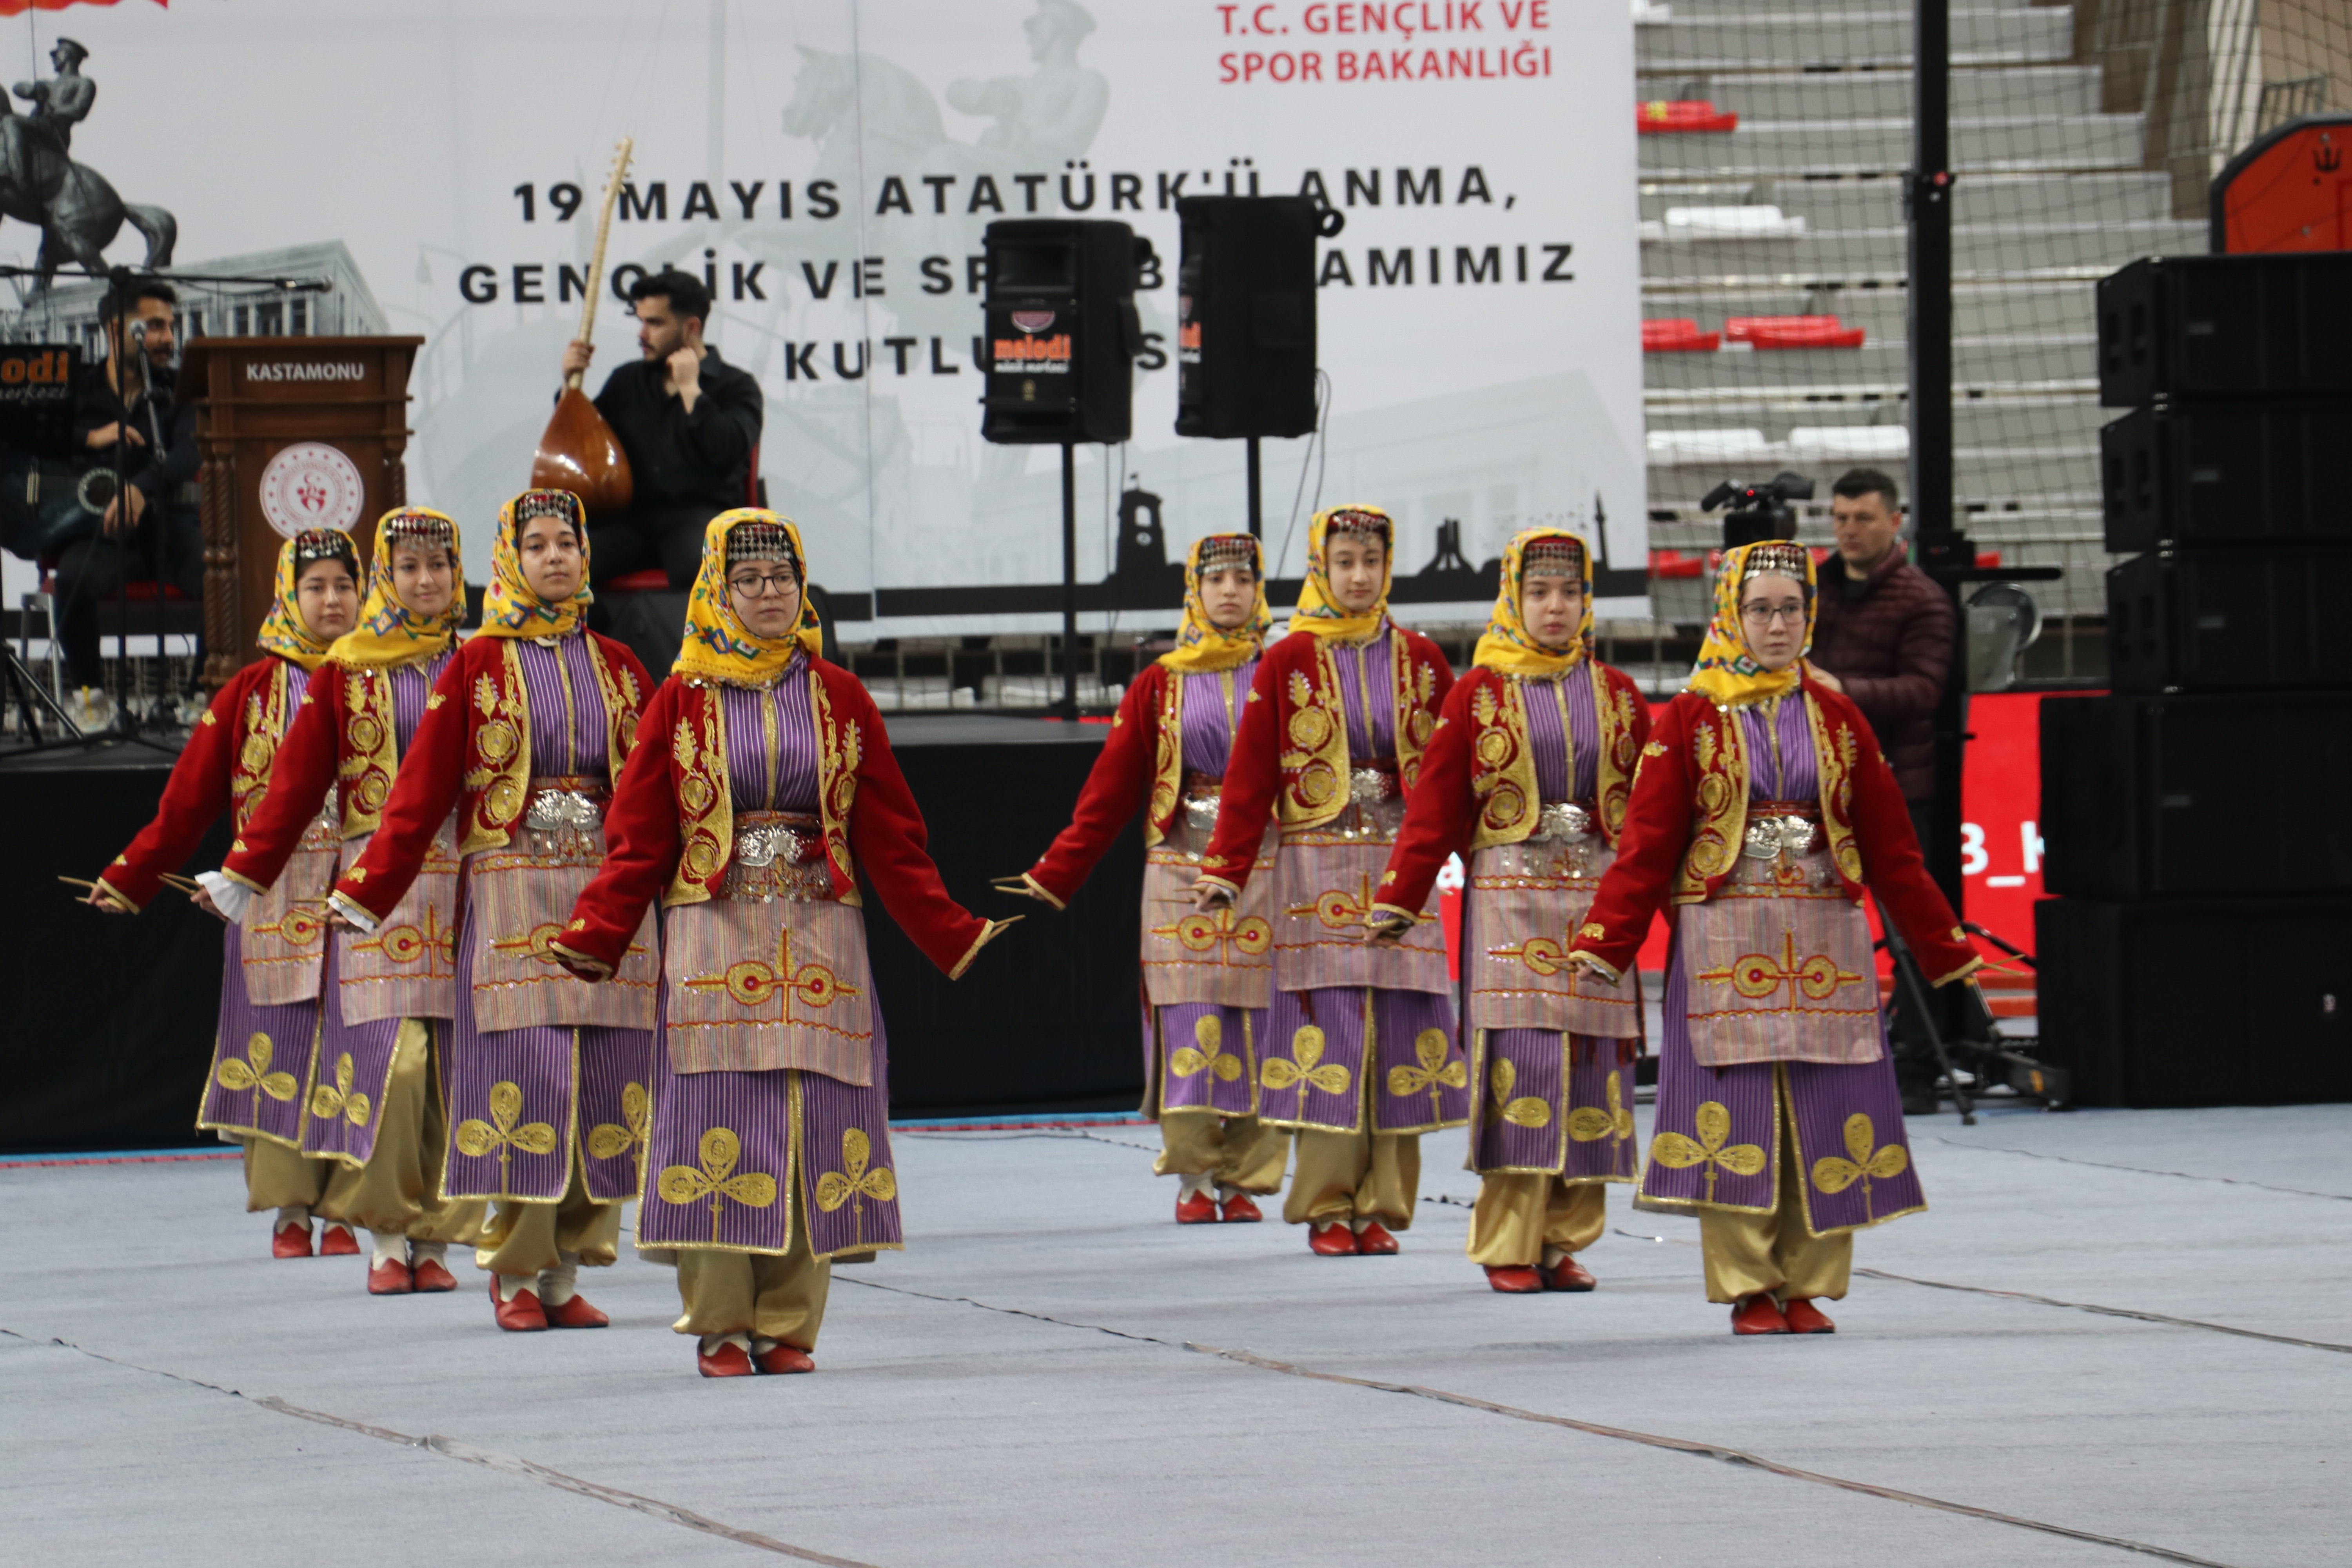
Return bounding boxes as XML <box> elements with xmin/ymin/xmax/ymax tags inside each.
<box><xmin>177</xmin><ymin>336</ymin><xmax>424</xmax><ymax>689</ymax></box>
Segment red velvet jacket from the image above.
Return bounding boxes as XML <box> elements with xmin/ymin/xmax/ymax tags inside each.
<box><xmin>1197</xmin><ymin>623</ymin><xmax>1454</xmax><ymax>893</ymax></box>
<box><xmin>1375</xmin><ymin>660</ymin><xmax>1651</xmax><ymax>918</ymax></box>
<box><xmin>556</xmin><ymin>660</ymin><xmax>998</xmax><ymax>980</ymax></box>
<box><xmin>220</xmin><ymin>657</ymin><xmax>430</xmax><ymax>894</ymax></box>
<box><xmin>333</xmin><ymin>632</ymin><xmax>651</xmax><ymax>923</ymax></box>
<box><xmin>1022</xmin><ymin>661</ymin><xmax>1189</xmax><ymax>908</ymax></box>
<box><xmin>1567</xmin><ymin>684</ymin><xmax>1981</xmax><ymax>987</ymax></box>
<box><xmin>96</xmin><ymin>655</ymin><xmax>304</xmax><ymax>912</ymax></box>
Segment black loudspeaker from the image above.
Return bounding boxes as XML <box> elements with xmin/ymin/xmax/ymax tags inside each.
<box><xmin>2101</xmin><ymin>402</ymin><xmax>2352</xmax><ymax>552</ymax></box>
<box><xmin>2097</xmin><ymin>252</ymin><xmax>2352</xmax><ymax>407</ymax></box>
<box><xmin>980</xmin><ymin>219</ymin><xmax>1145</xmax><ymax>445</ymax></box>
<box><xmin>2041</xmin><ymin>692</ymin><xmax>2352</xmax><ymax>898</ymax></box>
<box><xmin>2106</xmin><ymin>547</ymin><xmax>2351</xmax><ymax>692</ymax></box>
<box><xmin>2037</xmin><ymin>897</ymin><xmax>2352</xmax><ymax>1107</ymax></box>
<box><xmin>1174</xmin><ymin>195</ymin><xmax>1323</xmax><ymax>439</ymax></box>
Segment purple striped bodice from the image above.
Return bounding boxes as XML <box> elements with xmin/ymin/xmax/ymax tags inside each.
<box><xmin>1176</xmin><ymin>658</ymin><xmax>1256</xmax><ymax>777</ymax></box>
<box><xmin>514</xmin><ymin>632</ymin><xmax>612</xmax><ymax>776</ymax></box>
<box><xmin>719</xmin><ymin>657</ymin><xmax>820</xmax><ymax>811</ymax></box>
<box><xmin>390</xmin><ymin>648</ymin><xmax>453</xmax><ymax>756</ymax></box>
<box><xmin>1522</xmin><ymin>668</ymin><xmax>1601</xmax><ymax>803</ymax></box>
<box><xmin>1330</xmin><ymin>625</ymin><xmax>1396</xmax><ymax>762</ymax></box>
<box><xmin>1738</xmin><ymin>694</ymin><xmax>1818</xmax><ymax>801</ymax></box>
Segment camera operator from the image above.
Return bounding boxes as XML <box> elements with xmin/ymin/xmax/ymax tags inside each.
<box><xmin>1805</xmin><ymin>467</ymin><xmax>1956</xmax><ymax>1112</ymax></box>
<box><xmin>54</xmin><ymin>281</ymin><xmax>200</xmax><ymax>723</ymax></box>
<box><xmin>557</xmin><ymin>268</ymin><xmax>762</xmax><ymax>592</ymax></box>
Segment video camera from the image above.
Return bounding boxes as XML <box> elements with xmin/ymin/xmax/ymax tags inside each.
<box><xmin>1699</xmin><ymin>469</ymin><xmax>1814</xmax><ymax>550</ymax></box>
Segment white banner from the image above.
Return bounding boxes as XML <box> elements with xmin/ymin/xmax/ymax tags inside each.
<box><xmin>0</xmin><ymin>0</ymin><xmax>1642</xmax><ymax>632</ymax></box>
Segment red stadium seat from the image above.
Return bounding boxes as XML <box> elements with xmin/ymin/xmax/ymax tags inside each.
<box><xmin>1637</xmin><ymin>100</ymin><xmax>1738</xmax><ymax>133</ymax></box>
<box><xmin>1643</xmin><ymin>318</ymin><xmax>1721</xmax><ymax>352</ymax></box>
<box><xmin>1725</xmin><ymin>315</ymin><xmax>1867</xmax><ymax>350</ymax></box>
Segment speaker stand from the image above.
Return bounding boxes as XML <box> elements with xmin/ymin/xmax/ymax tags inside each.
<box><xmin>1245</xmin><ymin>436</ymin><xmax>1263</xmax><ymax>539</ymax></box>
<box><xmin>1060</xmin><ymin>441</ymin><xmax>1079</xmax><ymax>722</ymax></box>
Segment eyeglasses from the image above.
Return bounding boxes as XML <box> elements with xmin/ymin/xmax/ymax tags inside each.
<box><xmin>1740</xmin><ymin>603</ymin><xmax>1806</xmax><ymax>626</ymax></box>
<box><xmin>728</xmin><ymin>572</ymin><xmax>800</xmax><ymax>597</ymax></box>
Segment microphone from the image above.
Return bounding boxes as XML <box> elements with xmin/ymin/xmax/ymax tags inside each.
<box><xmin>129</xmin><ymin>321</ymin><xmax>146</xmax><ymax>343</ymax></box>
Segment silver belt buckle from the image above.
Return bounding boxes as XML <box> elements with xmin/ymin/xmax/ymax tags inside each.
<box><xmin>734</xmin><ymin>823</ymin><xmax>807</xmax><ymax>869</ymax></box>
<box><xmin>1183</xmin><ymin>794</ymin><xmax>1221</xmax><ymax>834</ymax></box>
<box><xmin>1535</xmin><ymin>801</ymin><xmax>1593</xmax><ymax>842</ymax></box>
<box><xmin>1349</xmin><ymin>767</ymin><xmax>1394</xmax><ymax>805</ymax></box>
<box><xmin>1742</xmin><ymin>813</ymin><xmax>1818</xmax><ymax>859</ymax></box>
<box><xmin>526</xmin><ymin>789</ymin><xmax>602</xmax><ymax>833</ymax></box>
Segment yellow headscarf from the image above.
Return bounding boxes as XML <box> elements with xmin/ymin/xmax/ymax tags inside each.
<box><xmin>673</xmin><ymin>509</ymin><xmax>823</xmax><ymax>687</ymax></box>
<box><xmin>476</xmin><ymin>489</ymin><xmax>593</xmax><ymax>640</ymax></box>
<box><xmin>1686</xmin><ymin>539</ymin><xmax>1816</xmax><ymax>708</ymax></box>
<box><xmin>256</xmin><ymin>529</ymin><xmax>359</xmax><ymax>671</ymax></box>
<box><xmin>1160</xmin><ymin>533</ymin><xmax>1269</xmax><ymax>674</ymax></box>
<box><xmin>1472</xmin><ymin>527</ymin><xmax>1593</xmax><ymax>679</ymax></box>
<box><xmin>326</xmin><ymin>508</ymin><xmax>466</xmax><ymax>670</ymax></box>
<box><xmin>1288</xmin><ymin>504</ymin><xmax>1394</xmax><ymax>641</ymax></box>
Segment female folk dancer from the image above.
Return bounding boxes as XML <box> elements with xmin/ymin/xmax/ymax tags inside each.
<box><xmin>330</xmin><ymin>490</ymin><xmax>657</xmax><ymax>1334</ymax></box>
<box><xmin>1372</xmin><ymin>529</ymin><xmax>1650</xmax><ymax>1293</ymax></box>
<box><xmin>996</xmin><ymin>534</ymin><xmax>1288</xmax><ymax>1225</ymax></box>
<box><xmin>1565</xmin><ymin>541</ymin><xmax>1981</xmax><ymax>1335</ymax></box>
<box><xmin>552</xmin><ymin>512</ymin><xmax>1015</xmax><ymax>1378</ymax></box>
<box><xmin>212</xmin><ymin>510</ymin><xmax>484</xmax><ymax>1295</ymax></box>
<box><xmin>1192</xmin><ymin>505</ymin><xmax>1465</xmax><ymax>1257</ymax></box>
<box><xmin>82</xmin><ymin>530</ymin><xmax>364</xmax><ymax>1259</ymax></box>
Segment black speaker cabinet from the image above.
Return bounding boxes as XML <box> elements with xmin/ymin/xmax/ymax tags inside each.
<box><xmin>2102</xmin><ymin>403</ymin><xmax>2352</xmax><ymax>552</ymax></box>
<box><xmin>2106</xmin><ymin>546</ymin><xmax>2350</xmax><ymax>692</ymax></box>
<box><xmin>980</xmin><ymin>220</ymin><xmax>1145</xmax><ymax>445</ymax></box>
<box><xmin>2041</xmin><ymin>692</ymin><xmax>2352</xmax><ymax>898</ymax></box>
<box><xmin>1174</xmin><ymin>195</ymin><xmax>1321</xmax><ymax>439</ymax></box>
<box><xmin>2097</xmin><ymin>252</ymin><xmax>2352</xmax><ymax>407</ymax></box>
<box><xmin>2037</xmin><ymin>896</ymin><xmax>2352</xmax><ymax>1107</ymax></box>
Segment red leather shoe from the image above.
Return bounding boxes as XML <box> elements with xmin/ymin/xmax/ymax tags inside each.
<box><xmin>1308</xmin><ymin>1222</ymin><xmax>1359</xmax><ymax>1256</ymax></box>
<box><xmin>1543</xmin><ymin>1254</ymin><xmax>1597</xmax><ymax>1292</ymax></box>
<box><xmin>318</xmin><ymin>1223</ymin><xmax>361</xmax><ymax>1258</ymax></box>
<box><xmin>1219</xmin><ymin>1192</ymin><xmax>1264</xmax><ymax>1223</ymax></box>
<box><xmin>410</xmin><ymin>1256</ymin><xmax>458</xmax><ymax>1293</ymax></box>
<box><xmin>1354</xmin><ymin>1221</ymin><xmax>1400</xmax><ymax>1255</ymax></box>
<box><xmin>543</xmin><ymin>1293</ymin><xmax>610</xmax><ymax>1329</ymax></box>
<box><xmin>1730</xmin><ymin>1293</ymin><xmax>1791</xmax><ymax>1336</ymax></box>
<box><xmin>755</xmin><ymin>1344</ymin><xmax>816</xmax><ymax>1375</ymax></box>
<box><xmin>698</xmin><ymin>1342</ymin><xmax>754</xmax><ymax>1378</ymax></box>
<box><xmin>271</xmin><ymin>1221</ymin><xmax>312</xmax><ymax>1260</ymax></box>
<box><xmin>1175</xmin><ymin>1190</ymin><xmax>1220</xmax><ymax>1225</ymax></box>
<box><xmin>1781</xmin><ymin>1298</ymin><xmax>1836</xmax><ymax>1334</ymax></box>
<box><xmin>367</xmin><ymin>1257</ymin><xmax>414</xmax><ymax>1296</ymax></box>
<box><xmin>491</xmin><ymin>1279</ymin><xmax>548</xmax><ymax>1332</ymax></box>
<box><xmin>1484</xmin><ymin>1264</ymin><xmax>1543</xmax><ymax>1293</ymax></box>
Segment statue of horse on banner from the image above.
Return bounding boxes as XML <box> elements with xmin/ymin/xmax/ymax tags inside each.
<box><xmin>0</xmin><ymin>100</ymin><xmax>176</xmax><ymax>288</ymax></box>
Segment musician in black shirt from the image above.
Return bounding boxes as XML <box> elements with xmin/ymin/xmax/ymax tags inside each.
<box><xmin>557</xmin><ymin>269</ymin><xmax>763</xmax><ymax>590</ymax></box>
<box><xmin>54</xmin><ymin>279</ymin><xmax>201</xmax><ymax>706</ymax></box>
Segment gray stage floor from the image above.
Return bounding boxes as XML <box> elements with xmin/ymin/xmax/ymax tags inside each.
<box><xmin>5</xmin><ymin>1102</ymin><xmax>2347</xmax><ymax>1567</ymax></box>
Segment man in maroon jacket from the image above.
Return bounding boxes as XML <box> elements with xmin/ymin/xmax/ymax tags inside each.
<box><xmin>1807</xmin><ymin>467</ymin><xmax>1956</xmax><ymax>1112</ymax></box>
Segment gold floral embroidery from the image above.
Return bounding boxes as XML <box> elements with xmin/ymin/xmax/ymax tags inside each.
<box><xmin>1262</xmin><ymin>1025</ymin><xmax>1351</xmax><ymax>1095</ymax></box>
<box><xmin>814</xmin><ymin>1127</ymin><xmax>897</xmax><ymax>1245</ymax></box>
<box><xmin>659</xmin><ymin>1126</ymin><xmax>778</xmax><ymax>1243</ymax></box>
<box><xmin>1809</xmin><ymin>1113</ymin><xmax>1908</xmax><ymax>1221</ymax></box>
<box><xmin>307</xmin><ymin>1053</ymin><xmax>372</xmax><ymax>1128</ymax></box>
<box><xmin>490</xmin><ymin>923</ymin><xmax>572</xmax><ymax>966</ymax></box>
<box><xmin>350</xmin><ymin>903</ymin><xmax>458</xmax><ymax>970</ymax></box>
<box><xmin>683</xmin><ymin>926</ymin><xmax>862</xmax><ymax>1011</ymax></box>
<box><xmin>1171</xmin><ymin>1013</ymin><xmax>1245</xmax><ymax>1082</ymax></box>
<box><xmin>455</xmin><ymin>1081</ymin><xmax>558</xmax><ymax>1198</ymax></box>
<box><xmin>1567</xmin><ymin>1072</ymin><xmax>1633</xmax><ymax>1143</ymax></box>
<box><xmin>1490</xmin><ymin>1056</ymin><xmax>1550</xmax><ymax>1129</ymax></box>
<box><xmin>1578</xmin><ymin>921</ymin><xmax>1606</xmax><ymax>939</ymax></box>
<box><xmin>1490</xmin><ymin>933</ymin><xmax>1572</xmax><ymax>976</ymax></box>
<box><xmin>1648</xmin><ymin>1100</ymin><xmax>1766</xmax><ymax>1202</ymax></box>
<box><xmin>586</xmin><ymin>1082</ymin><xmax>652</xmax><ymax>1163</ymax></box>
<box><xmin>1388</xmin><ymin>1028</ymin><xmax>1468</xmax><ymax>1120</ymax></box>
<box><xmin>249</xmin><ymin>903</ymin><xmax>327</xmax><ymax>950</ymax></box>
<box><xmin>1695</xmin><ymin>931</ymin><xmax>1867</xmax><ymax>1005</ymax></box>
<box><xmin>1150</xmin><ymin>906</ymin><xmax>1272</xmax><ymax>961</ymax></box>
<box><xmin>216</xmin><ymin>1032</ymin><xmax>298</xmax><ymax>1105</ymax></box>
<box><xmin>1287</xmin><ymin>872</ymin><xmax>1434</xmax><ymax>934</ymax></box>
